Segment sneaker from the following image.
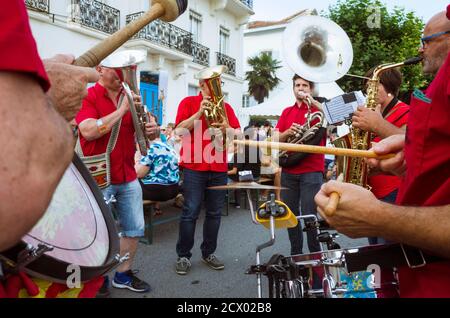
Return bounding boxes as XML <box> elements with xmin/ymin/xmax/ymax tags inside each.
<box><xmin>202</xmin><ymin>254</ymin><xmax>225</xmax><ymax>270</ymax></box>
<box><xmin>112</xmin><ymin>270</ymin><xmax>151</xmax><ymax>293</ymax></box>
<box><xmin>96</xmin><ymin>276</ymin><xmax>111</xmax><ymax>298</ymax></box>
<box><xmin>175</xmin><ymin>257</ymin><xmax>191</xmax><ymax>275</ymax></box>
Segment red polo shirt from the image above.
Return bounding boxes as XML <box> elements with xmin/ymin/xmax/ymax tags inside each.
<box><xmin>0</xmin><ymin>0</ymin><xmax>50</xmax><ymax>91</ymax></box>
<box><xmin>396</xmin><ymin>52</ymin><xmax>450</xmax><ymax>298</ymax></box>
<box><xmin>276</xmin><ymin>102</ymin><xmax>326</xmax><ymax>174</ymax></box>
<box><xmin>175</xmin><ymin>93</ymin><xmax>240</xmax><ymax>172</ymax></box>
<box><xmin>76</xmin><ymin>83</ymin><xmax>137</xmax><ymax>184</ymax></box>
<box><xmin>368</xmin><ymin>102</ymin><xmax>409</xmax><ymax>199</ymax></box>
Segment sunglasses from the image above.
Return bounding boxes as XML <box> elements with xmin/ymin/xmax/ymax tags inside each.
<box><xmin>420</xmin><ymin>30</ymin><xmax>450</xmax><ymax>48</ymax></box>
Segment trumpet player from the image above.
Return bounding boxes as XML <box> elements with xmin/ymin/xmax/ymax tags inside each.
<box><xmin>76</xmin><ymin>65</ymin><xmax>158</xmax><ymax>294</ymax></box>
<box><xmin>274</xmin><ymin>75</ymin><xmax>326</xmax><ymax>262</ymax></box>
<box><xmin>174</xmin><ymin>66</ymin><xmax>240</xmax><ymax>275</ymax></box>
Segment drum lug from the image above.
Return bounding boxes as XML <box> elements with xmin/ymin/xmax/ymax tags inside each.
<box><xmin>105</xmin><ymin>195</ymin><xmax>117</xmax><ymax>205</ymax></box>
<box><xmin>17</xmin><ymin>243</ymin><xmax>53</xmax><ymax>270</ymax></box>
<box><xmin>322</xmin><ymin>274</ymin><xmax>336</xmax><ymax>298</ymax></box>
<box><xmin>115</xmin><ymin>253</ymin><xmax>130</xmax><ymax>264</ymax></box>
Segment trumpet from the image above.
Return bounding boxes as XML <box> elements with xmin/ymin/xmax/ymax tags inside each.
<box><xmin>101</xmin><ymin>50</ymin><xmax>151</xmax><ymax>156</ymax></box>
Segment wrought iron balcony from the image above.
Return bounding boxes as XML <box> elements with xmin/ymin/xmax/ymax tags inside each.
<box><xmin>126</xmin><ymin>12</ymin><xmax>192</xmax><ymax>56</ymax></box>
<box><xmin>192</xmin><ymin>42</ymin><xmax>210</xmax><ymax>67</ymax></box>
<box><xmin>240</xmin><ymin>0</ymin><xmax>253</xmax><ymax>10</ymax></box>
<box><xmin>217</xmin><ymin>52</ymin><xmax>236</xmax><ymax>76</ymax></box>
<box><xmin>71</xmin><ymin>0</ymin><xmax>120</xmax><ymax>35</ymax></box>
<box><xmin>25</xmin><ymin>0</ymin><xmax>50</xmax><ymax>13</ymax></box>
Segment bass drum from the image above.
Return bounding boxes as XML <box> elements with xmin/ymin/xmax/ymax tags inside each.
<box><xmin>0</xmin><ymin>154</ymin><xmax>120</xmax><ymax>284</ymax></box>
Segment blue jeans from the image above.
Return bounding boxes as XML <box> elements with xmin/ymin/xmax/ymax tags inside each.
<box><xmin>368</xmin><ymin>189</ymin><xmax>398</xmax><ymax>245</ymax></box>
<box><xmin>281</xmin><ymin>171</ymin><xmax>323</xmax><ymax>255</ymax></box>
<box><xmin>176</xmin><ymin>169</ymin><xmax>227</xmax><ymax>259</ymax></box>
<box><xmin>102</xmin><ymin>179</ymin><xmax>145</xmax><ymax>238</ymax></box>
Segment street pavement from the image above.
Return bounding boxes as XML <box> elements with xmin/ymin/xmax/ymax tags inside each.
<box><xmin>109</xmin><ymin>201</ymin><xmax>368</xmax><ymax>298</ymax></box>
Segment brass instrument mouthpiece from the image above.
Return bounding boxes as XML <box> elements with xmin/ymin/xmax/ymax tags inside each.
<box><xmin>404</xmin><ymin>57</ymin><xmax>423</xmax><ymax>65</ymax></box>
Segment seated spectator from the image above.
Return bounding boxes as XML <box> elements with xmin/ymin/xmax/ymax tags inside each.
<box><xmin>135</xmin><ymin>116</ymin><xmax>180</xmax><ymax>216</ymax></box>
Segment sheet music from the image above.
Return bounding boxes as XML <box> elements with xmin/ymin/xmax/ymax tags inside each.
<box><xmin>323</xmin><ymin>91</ymin><xmax>366</xmax><ymax>124</ymax></box>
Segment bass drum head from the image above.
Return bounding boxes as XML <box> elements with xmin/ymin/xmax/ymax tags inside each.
<box><xmin>1</xmin><ymin>154</ymin><xmax>120</xmax><ymax>284</ymax></box>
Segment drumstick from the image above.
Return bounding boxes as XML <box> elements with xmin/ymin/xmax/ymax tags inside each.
<box><xmin>73</xmin><ymin>0</ymin><xmax>188</xmax><ymax>67</ymax></box>
<box><xmin>324</xmin><ymin>174</ymin><xmax>344</xmax><ymax>217</ymax></box>
<box><xmin>234</xmin><ymin>140</ymin><xmax>395</xmax><ymax>160</ymax></box>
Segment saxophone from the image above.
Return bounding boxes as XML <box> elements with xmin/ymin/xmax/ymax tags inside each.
<box><xmin>333</xmin><ymin>57</ymin><xmax>422</xmax><ymax>187</ymax></box>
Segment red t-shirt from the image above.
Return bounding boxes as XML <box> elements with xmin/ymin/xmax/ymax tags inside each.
<box><xmin>396</xmin><ymin>52</ymin><xmax>450</xmax><ymax>298</ymax></box>
<box><xmin>0</xmin><ymin>0</ymin><xmax>50</xmax><ymax>91</ymax></box>
<box><xmin>76</xmin><ymin>83</ymin><xmax>137</xmax><ymax>184</ymax></box>
<box><xmin>368</xmin><ymin>102</ymin><xmax>409</xmax><ymax>199</ymax></box>
<box><xmin>276</xmin><ymin>102</ymin><xmax>325</xmax><ymax>174</ymax></box>
<box><xmin>175</xmin><ymin>93</ymin><xmax>240</xmax><ymax>172</ymax></box>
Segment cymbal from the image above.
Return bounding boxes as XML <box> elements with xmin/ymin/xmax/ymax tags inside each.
<box><xmin>208</xmin><ymin>182</ymin><xmax>287</xmax><ymax>191</ymax></box>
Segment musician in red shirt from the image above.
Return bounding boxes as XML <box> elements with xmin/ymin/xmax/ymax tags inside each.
<box><xmin>174</xmin><ymin>67</ymin><xmax>240</xmax><ymax>275</ymax></box>
<box><xmin>275</xmin><ymin>75</ymin><xmax>326</xmax><ymax>256</ymax></box>
<box><xmin>76</xmin><ymin>65</ymin><xmax>159</xmax><ymax>294</ymax></box>
<box><xmin>0</xmin><ymin>0</ymin><xmax>97</xmax><ymax>251</ymax></box>
<box><xmin>351</xmin><ymin>68</ymin><xmax>410</xmax><ymax>245</ymax></box>
<box><xmin>315</xmin><ymin>10</ymin><xmax>450</xmax><ymax>297</ymax></box>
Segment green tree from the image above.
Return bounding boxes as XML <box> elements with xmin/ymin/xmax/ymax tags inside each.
<box><xmin>326</xmin><ymin>0</ymin><xmax>429</xmax><ymax>100</ymax></box>
<box><xmin>245</xmin><ymin>52</ymin><xmax>282</xmax><ymax>104</ymax></box>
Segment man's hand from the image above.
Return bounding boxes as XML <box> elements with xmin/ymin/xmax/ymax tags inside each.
<box><xmin>287</xmin><ymin>123</ymin><xmax>303</xmax><ymax>137</ymax></box>
<box><xmin>144</xmin><ymin>112</ymin><xmax>160</xmax><ymax>141</ymax></box>
<box><xmin>297</xmin><ymin>91</ymin><xmax>313</xmax><ymax>104</ymax></box>
<box><xmin>352</xmin><ymin>105</ymin><xmax>383</xmax><ymax>133</ymax></box>
<box><xmin>314</xmin><ymin>181</ymin><xmax>384</xmax><ymax>238</ymax></box>
<box><xmin>44</xmin><ymin>54</ymin><xmax>99</xmax><ymax>121</ymax></box>
<box><xmin>119</xmin><ymin>91</ymin><xmax>142</xmax><ymax>115</ymax></box>
<box><xmin>211</xmin><ymin>118</ymin><xmax>228</xmax><ymax>135</ymax></box>
<box><xmin>367</xmin><ymin>134</ymin><xmax>406</xmax><ymax>176</ymax></box>
<box><xmin>145</xmin><ymin>122</ymin><xmax>160</xmax><ymax>141</ymax></box>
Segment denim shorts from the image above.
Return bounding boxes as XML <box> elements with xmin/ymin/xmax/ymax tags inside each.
<box><xmin>102</xmin><ymin>179</ymin><xmax>145</xmax><ymax>238</ymax></box>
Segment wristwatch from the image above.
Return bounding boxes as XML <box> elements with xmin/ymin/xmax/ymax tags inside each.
<box><xmin>96</xmin><ymin>119</ymin><xmax>107</xmax><ymax>134</ymax></box>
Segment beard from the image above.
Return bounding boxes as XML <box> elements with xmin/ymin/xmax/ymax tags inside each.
<box><xmin>423</xmin><ymin>48</ymin><xmax>448</xmax><ymax>75</ymax></box>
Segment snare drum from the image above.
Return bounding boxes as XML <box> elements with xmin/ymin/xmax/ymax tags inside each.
<box><xmin>266</xmin><ymin>245</ymin><xmax>399</xmax><ymax>298</ymax></box>
<box><xmin>0</xmin><ymin>154</ymin><xmax>120</xmax><ymax>284</ymax></box>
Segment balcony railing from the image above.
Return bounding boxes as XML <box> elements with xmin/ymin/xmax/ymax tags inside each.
<box><xmin>192</xmin><ymin>42</ymin><xmax>210</xmax><ymax>67</ymax></box>
<box><xmin>25</xmin><ymin>0</ymin><xmax>50</xmax><ymax>13</ymax></box>
<box><xmin>217</xmin><ymin>52</ymin><xmax>236</xmax><ymax>76</ymax></box>
<box><xmin>240</xmin><ymin>0</ymin><xmax>253</xmax><ymax>10</ymax></box>
<box><xmin>126</xmin><ymin>12</ymin><xmax>192</xmax><ymax>56</ymax></box>
<box><xmin>71</xmin><ymin>0</ymin><xmax>120</xmax><ymax>35</ymax></box>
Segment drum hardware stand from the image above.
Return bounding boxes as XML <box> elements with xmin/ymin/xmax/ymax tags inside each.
<box><xmin>246</xmin><ymin>190</ymin><xmax>259</xmax><ymax>225</ymax></box>
<box><xmin>248</xmin><ymin>194</ymin><xmax>278</xmax><ymax>298</ymax></box>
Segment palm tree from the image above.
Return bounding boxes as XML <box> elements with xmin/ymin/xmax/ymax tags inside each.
<box><xmin>245</xmin><ymin>52</ymin><xmax>282</xmax><ymax>104</ymax></box>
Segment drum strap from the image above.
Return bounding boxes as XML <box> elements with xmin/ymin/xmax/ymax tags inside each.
<box><xmin>345</xmin><ymin>244</ymin><xmax>447</xmax><ymax>272</ymax></box>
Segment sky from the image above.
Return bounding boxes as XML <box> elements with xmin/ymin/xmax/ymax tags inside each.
<box><xmin>250</xmin><ymin>0</ymin><xmax>449</xmax><ymax>24</ymax></box>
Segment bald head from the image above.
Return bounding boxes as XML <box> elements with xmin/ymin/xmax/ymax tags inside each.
<box><xmin>427</xmin><ymin>11</ymin><xmax>450</xmax><ymax>32</ymax></box>
<box><xmin>420</xmin><ymin>11</ymin><xmax>450</xmax><ymax>75</ymax></box>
